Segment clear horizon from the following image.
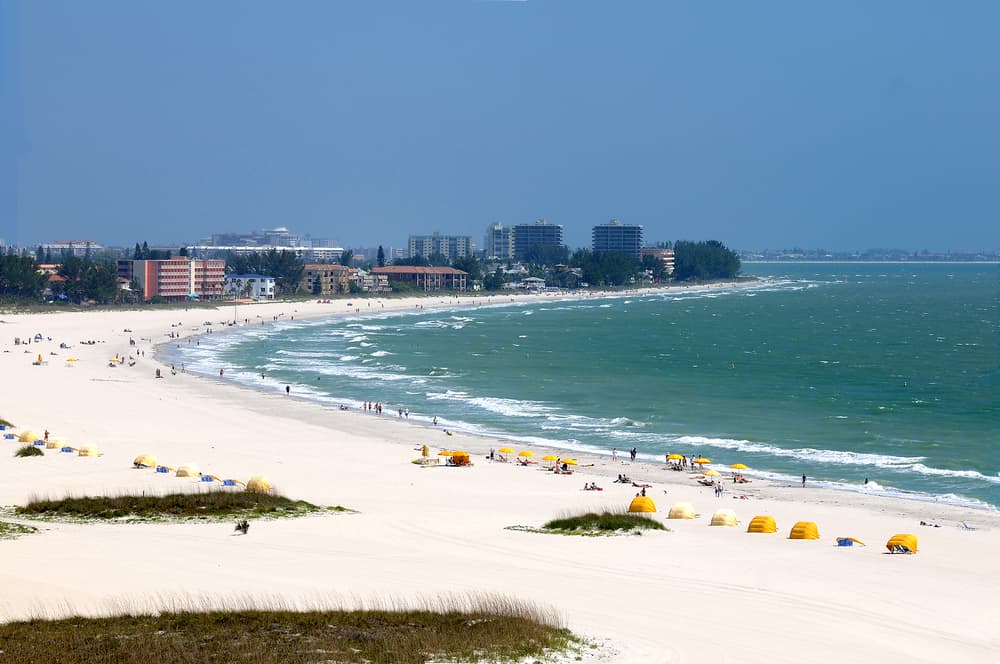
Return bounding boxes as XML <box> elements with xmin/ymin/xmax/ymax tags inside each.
<box><xmin>2</xmin><ymin>2</ymin><xmax>998</xmax><ymax>252</ymax></box>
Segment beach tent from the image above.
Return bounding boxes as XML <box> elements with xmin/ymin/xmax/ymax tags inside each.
<box><xmin>450</xmin><ymin>451</ymin><xmax>471</xmax><ymax>466</ymax></box>
<box><xmin>710</xmin><ymin>509</ymin><xmax>738</xmax><ymax>526</ymax></box>
<box><xmin>133</xmin><ymin>454</ymin><xmax>157</xmax><ymax>469</ymax></box>
<box><xmin>667</xmin><ymin>502</ymin><xmax>696</xmax><ymax>519</ymax></box>
<box><xmin>18</xmin><ymin>430</ymin><xmax>41</xmax><ymax>443</ymax></box>
<box><xmin>789</xmin><ymin>521</ymin><xmax>820</xmax><ymax>540</ymax></box>
<box><xmin>78</xmin><ymin>444</ymin><xmax>100</xmax><ymax>457</ymax></box>
<box><xmin>886</xmin><ymin>533</ymin><xmax>918</xmax><ymax>554</ymax></box>
<box><xmin>747</xmin><ymin>515</ymin><xmax>777</xmax><ymax>533</ymax></box>
<box><xmin>246</xmin><ymin>475</ymin><xmax>272</xmax><ymax>494</ymax></box>
<box><xmin>176</xmin><ymin>463</ymin><xmax>200</xmax><ymax>477</ymax></box>
<box><xmin>628</xmin><ymin>496</ymin><xmax>657</xmax><ymax>513</ymax></box>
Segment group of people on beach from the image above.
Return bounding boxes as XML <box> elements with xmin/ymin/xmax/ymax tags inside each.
<box><xmin>362</xmin><ymin>401</ymin><xmax>383</xmax><ymax>415</ymax></box>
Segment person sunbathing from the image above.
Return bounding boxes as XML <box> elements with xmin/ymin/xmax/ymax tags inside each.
<box><xmin>632</xmin><ymin>481</ymin><xmax>652</xmax><ymax>488</ymax></box>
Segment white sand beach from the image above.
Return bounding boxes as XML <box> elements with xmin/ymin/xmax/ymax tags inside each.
<box><xmin>1</xmin><ymin>291</ymin><xmax>998</xmax><ymax>664</ymax></box>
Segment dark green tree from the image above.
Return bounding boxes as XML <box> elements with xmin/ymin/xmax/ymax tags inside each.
<box><xmin>376</xmin><ymin>245</ymin><xmax>386</xmax><ymax>267</ymax></box>
<box><xmin>672</xmin><ymin>240</ymin><xmax>740</xmax><ymax>281</ymax></box>
<box><xmin>339</xmin><ymin>249</ymin><xmax>354</xmax><ymax>266</ymax></box>
<box><xmin>451</xmin><ymin>256</ymin><xmax>482</xmax><ymax>282</ymax></box>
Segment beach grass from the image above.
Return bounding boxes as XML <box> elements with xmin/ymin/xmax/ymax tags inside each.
<box><xmin>0</xmin><ymin>417</ymin><xmax>14</xmax><ymax>428</ymax></box>
<box><xmin>508</xmin><ymin>509</ymin><xmax>667</xmax><ymax>537</ymax></box>
<box><xmin>14</xmin><ymin>444</ymin><xmax>44</xmax><ymax>457</ymax></box>
<box><xmin>0</xmin><ymin>595</ymin><xmax>575</xmax><ymax>664</ymax></box>
<box><xmin>15</xmin><ymin>490</ymin><xmax>345</xmax><ymax>521</ymax></box>
<box><xmin>544</xmin><ymin>510</ymin><xmax>666</xmax><ymax>533</ymax></box>
<box><xmin>0</xmin><ymin>520</ymin><xmax>38</xmax><ymax>540</ymax></box>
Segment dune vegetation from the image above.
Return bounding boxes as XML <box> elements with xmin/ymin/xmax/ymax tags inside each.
<box><xmin>0</xmin><ymin>595</ymin><xmax>576</xmax><ymax>664</ymax></box>
<box><xmin>15</xmin><ymin>491</ymin><xmax>345</xmax><ymax>521</ymax></box>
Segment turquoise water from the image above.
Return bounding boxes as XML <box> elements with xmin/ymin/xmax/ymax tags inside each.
<box><xmin>172</xmin><ymin>264</ymin><xmax>999</xmax><ymax>510</ymax></box>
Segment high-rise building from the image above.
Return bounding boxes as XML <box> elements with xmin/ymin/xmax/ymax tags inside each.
<box><xmin>407</xmin><ymin>232</ymin><xmax>475</xmax><ymax>261</ymax></box>
<box><xmin>121</xmin><ymin>257</ymin><xmax>225</xmax><ymax>301</ymax></box>
<box><xmin>483</xmin><ymin>222</ymin><xmax>513</xmax><ymax>261</ymax></box>
<box><xmin>592</xmin><ymin>220</ymin><xmax>643</xmax><ymax>257</ymax></box>
<box><xmin>511</xmin><ymin>220</ymin><xmax>564</xmax><ymax>262</ymax></box>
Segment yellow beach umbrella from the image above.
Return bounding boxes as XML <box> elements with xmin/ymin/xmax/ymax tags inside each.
<box><xmin>542</xmin><ymin>455</ymin><xmax>559</xmax><ymax>461</ymax></box>
<box><xmin>518</xmin><ymin>450</ymin><xmax>535</xmax><ymax>457</ymax></box>
<box><xmin>703</xmin><ymin>469</ymin><xmax>721</xmax><ymax>477</ymax></box>
<box><xmin>562</xmin><ymin>459</ymin><xmax>578</xmax><ymax>466</ymax></box>
<box><xmin>730</xmin><ymin>463</ymin><xmax>748</xmax><ymax>470</ymax></box>
<box><xmin>497</xmin><ymin>447</ymin><xmax>515</xmax><ymax>454</ymax></box>
<box><xmin>667</xmin><ymin>453</ymin><xmax>684</xmax><ymax>460</ymax></box>
<box><xmin>693</xmin><ymin>457</ymin><xmax>712</xmax><ymax>464</ymax></box>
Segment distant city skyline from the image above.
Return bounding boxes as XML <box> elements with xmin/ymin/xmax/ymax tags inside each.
<box><xmin>3</xmin><ymin>2</ymin><xmax>998</xmax><ymax>251</ymax></box>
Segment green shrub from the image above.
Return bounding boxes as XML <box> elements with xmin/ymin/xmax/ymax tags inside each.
<box><xmin>16</xmin><ymin>491</ymin><xmax>333</xmax><ymax>520</ymax></box>
<box><xmin>15</xmin><ymin>445</ymin><xmax>43</xmax><ymax>457</ymax></box>
<box><xmin>0</xmin><ymin>596</ymin><xmax>575</xmax><ymax>664</ymax></box>
<box><xmin>544</xmin><ymin>510</ymin><xmax>666</xmax><ymax>533</ymax></box>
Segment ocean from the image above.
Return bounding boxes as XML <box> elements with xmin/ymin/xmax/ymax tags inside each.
<box><xmin>170</xmin><ymin>263</ymin><xmax>999</xmax><ymax>510</ymax></box>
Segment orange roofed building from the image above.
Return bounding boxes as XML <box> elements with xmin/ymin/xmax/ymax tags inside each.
<box><xmin>372</xmin><ymin>266</ymin><xmax>468</xmax><ymax>291</ymax></box>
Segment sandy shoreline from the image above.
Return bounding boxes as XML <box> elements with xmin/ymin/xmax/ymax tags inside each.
<box><xmin>2</xmin><ymin>286</ymin><xmax>998</xmax><ymax>663</ymax></box>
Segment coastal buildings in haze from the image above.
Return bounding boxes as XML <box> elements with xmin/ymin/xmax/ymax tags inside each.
<box><xmin>592</xmin><ymin>220</ymin><xmax>643</xmax><ymax>257</ymax></box>
<box><xmin>483</xmin><ymin>222</ymin><xmax>513</xmax><ymax>261</ymax></box>
<box><xmin>511</xmin><ymin>220</ymin><xmax>564</xmax><ymax>262</ymax></box>
<box><xmin>407</xmin><ymin>232</ymin><xmax>475</xmax><ymax>261</ymax></box>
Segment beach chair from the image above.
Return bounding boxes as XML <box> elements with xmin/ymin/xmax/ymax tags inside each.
<box><xmin>155</xmin><ymin>465</ymin><xmax>170</xmax><ymax>473</ymax></box>
<box><xmin>60</xmin><ymin>446</ymin><xmax>74</xmax><ymax>453</ymax></box>
<box><xmin>961</xmin><ymin>522</ymin><xmax>977</xmax><ymax>531</ymax></box>
<box><xmin>200</xmin><ymin>475</ymin><xmax>214</xmax><ymax>482</ymax></box>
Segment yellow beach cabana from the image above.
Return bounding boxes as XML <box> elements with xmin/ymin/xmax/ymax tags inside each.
<box><xmin>789</xmin><ymin>521</ymin><xmax>820</xmax><ymax>540</ymax></box>
<box><xmin>133</xmin><ymin>454</ymin><xmax>157</xmax><ymax>469</ymax></box>
<box><xmin>628</xmin><ymin>496</ymin><xmax>656</xmax><ymax>513</ymax></box>
<box><xmin>667</xmin><ymin>502</ymin><xmax>696</xmax><ymax>519</ymax></box>
<box><xmin>246</xmin><ymin>475</ymin><xmax>272</xmax><ymax>494</ymax></box>
<box><xmin>176</xmin><ymin>463</ymin><xmax>200</xmax><ymax>477</ymax></box>
<box><xmin>78</xmin><ymin>444</ymin><xmax>100</xmax><ymax>457</ymax></box>
<box><xmin>18</xmin><ymin>430</ymin><xmax>41</xmax><ymax>443</ymax></box>
<box><xmin>710</xmin><ymin>509</ymin><xmax>738</xmax><ymax>527</ymax></box>
<box><xmin>886</xmin><ymin>533</ymin><xmax>918</xmax><ymax>554</ymax></box>
<box><xmin>747</xmin><ymin>515</ymin><xmax>777</xmax><ymax>533</ymax></box>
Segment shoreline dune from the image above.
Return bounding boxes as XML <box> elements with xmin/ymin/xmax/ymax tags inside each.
<box><xmin>1</xmin><ymin>287</ymin><xmax>998</xmax><ymax>664</ymax></box>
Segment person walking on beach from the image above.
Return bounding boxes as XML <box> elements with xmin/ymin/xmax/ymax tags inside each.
<box><xmin>801</xmin><ymin>474</ymin><xmax>807</xmax><ymax>487</ymax></box>
<box><xmin>612</xmin><ymin>447</ymin><xmax>618</xmax><ymax>462</ymax></box>
<box><xmin>285</xmin><ymin>385</ymin><xmax>290</xmax><ymax>396</ymax></box>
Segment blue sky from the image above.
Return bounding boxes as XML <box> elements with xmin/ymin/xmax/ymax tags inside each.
<box><xmin>2</xmin><ymin>1</ymin><xmax>998</xmax><ymax>251</ymax></box>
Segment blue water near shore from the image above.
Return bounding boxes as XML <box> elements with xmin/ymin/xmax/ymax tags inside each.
<box><xmin>171</xmin><ymin>263</ymin><xmax>999</xmax><ymax>510</ymax></box>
